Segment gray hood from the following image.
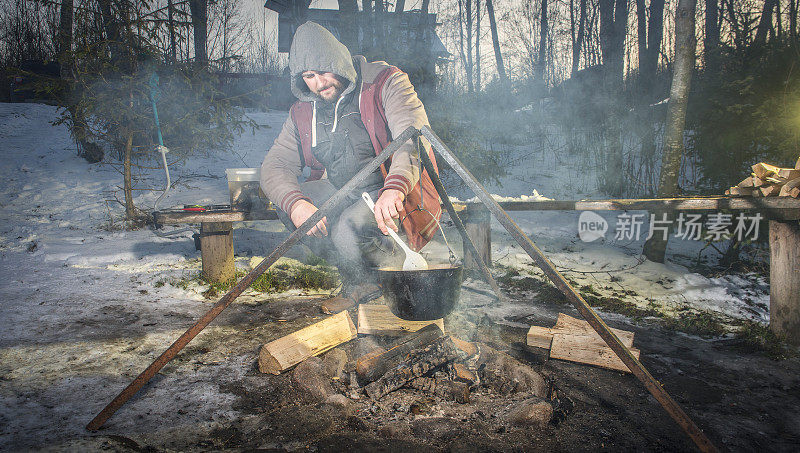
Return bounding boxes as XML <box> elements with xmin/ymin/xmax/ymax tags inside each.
<box><xmin>288</xmin><ymin>22</ymin><xmax>358</xmax><ymax>103</ymax></box>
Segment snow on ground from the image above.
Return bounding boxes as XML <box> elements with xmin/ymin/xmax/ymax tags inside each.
<box><xmin>0</xmin><ymin>102</ymin><xmax>770</xmax><ymax>449</ymax></box>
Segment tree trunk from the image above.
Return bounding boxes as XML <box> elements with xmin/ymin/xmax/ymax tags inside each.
<box><xmin>599</xmin><ymin>0</ymin><xmax>627</xmax><ymax>85</ymax></box>
<box><xmin>642</xmin><ymin>0</ymin><xmax>697</xmax><ymax>263</ymax></box>
<box><xmin>726</xmin><ymin>0</ymin><xmax>742</xmax><ymax>49</ymax></box>
<box><xmin>636</xmin><ymin>0</ymin><xmax>646</xmax><ymax>72</ymax></box>
<box><xmin>337</xmin><ymin>0</ymin><xmax>359</xmax><ymax>51</ymax></box>
<box><xmin>486</xmin><ymin>0</ymin><xmax>507</xmax><ymax>82</ymax></box>
<box><xmin>755</xmin><ymin>0</ymin><xmax>778</xmax><ymax>45</ymax></box>
<box><xmin>123</xmin><ymin>128</ymin><xmax>136</xmax><ymax>220</ymax></box>
<box><xmin>476</xmin><ymin>0</ymin><xmax>481</xmax><ymax>90</ymax></box>
<box><xmin>466</xmin><ymin>0</ymin><xmax>474</xmax><ymax>92</ymax></box>
<box><xmin>537</xmin><ymin>0</ymin><xmax>548</xmax><ymax>81</ymax></box>
<box><xmin>189</xmin><ymin>0</ymin><xmax>208</xmax><ymax>68</ymax></box>
<box><xmin>97</xmin><ymin>0</ymin><xmax>122</xmax><ymax>64</ymax></box>
<box><xmin>704</xmin><ymin>0</ymin><xmax>720</xmax><ymax>71</ymax></box>
<box><xmin>168</xmin><ymin>0</ymin><xmax>177</xmax><ymax>62</ymax></box>
<box><xmin>645</xmin><ymin>0</ymin><xmax>664</xmax><ymax>79</ymax></box>
<box><xmin>572</xmin><ymin>0</ymin><xmax>587</xmax><ymax>76</ymax></box>
<box><xmin>57</xmin><ymin>0</ymin><xmax>73</xmax><ymax>74</ymax></box>
<box><xmin>598</xmin><ymin>0</ymin><xmax>628</xmax><ymax>197</ymax></box>
<box><xmin>458</xmin><ymin>0</ymin><xmax>470</xmax><ymax>91</ymax></box>
<box><xmin>790</xmin><ymin>0</ymin><xmax>797</xmax><ymax>41</ymax></box>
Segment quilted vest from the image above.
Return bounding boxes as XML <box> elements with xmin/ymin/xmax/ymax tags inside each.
<box><xmin>290</xmin><ymin>67</ymin><xmax>441</xmax><ymax>251</ymax></box>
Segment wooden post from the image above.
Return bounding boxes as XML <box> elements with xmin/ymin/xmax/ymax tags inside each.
<box><xmin>463</xmin><ymin>204</ymin><xmax>491</xmax><ymax>271</ymax></box>
<box><xmin>769</xmin><ymin>219</ymin><xmax>800</xmax><ymax>345</ymax></box>
<box><xmin>200</xmin><ymin>221</ymin><xmax>234</xmax><ymax>283</ymax></box>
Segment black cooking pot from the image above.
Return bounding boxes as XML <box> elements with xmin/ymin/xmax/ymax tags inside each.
<box><xmin>377</xmin><ymin>265</ymin><xmax>462</xmax><ymax>321</ymax></box>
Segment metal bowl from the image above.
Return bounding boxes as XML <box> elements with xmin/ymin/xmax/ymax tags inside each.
<box><xmin>377</xmin><ymin>265</ymin><xmax>462</xmax><ymax>321</ymax></box>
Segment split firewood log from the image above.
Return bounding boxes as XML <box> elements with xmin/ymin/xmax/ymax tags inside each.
<box><xmin>779</xmin><ymin>178</ymin><xmax>800</xmax><ymax>198</ymax></box>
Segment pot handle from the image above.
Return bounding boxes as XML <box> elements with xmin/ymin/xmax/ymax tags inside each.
<box><xmin>402</xmin><ymin>205</ymin><xmax>458</xmax><ymax>265</ymax></box>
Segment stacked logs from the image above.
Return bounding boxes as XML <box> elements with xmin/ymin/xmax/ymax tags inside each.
<box><xmin>726</xmin><ymin>159</ymin><xmax>800</xmax><ymax>198</ymax></box>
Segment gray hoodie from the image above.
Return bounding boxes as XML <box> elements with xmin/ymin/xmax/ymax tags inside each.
<box><xmin>288</xmin><ymin>21</ymin><xmax>358</xmax><ymax>103</ymax></box>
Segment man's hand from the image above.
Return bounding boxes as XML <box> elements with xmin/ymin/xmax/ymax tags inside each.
<box><xmin>373</xmin><ymin>189</ymin><xmax>405</xmax><ymax>234</ymax></box>
<box><xmin>290</xmin><ymin>199</ymin><xmax>328</xmax><ymax>237</ymax></box>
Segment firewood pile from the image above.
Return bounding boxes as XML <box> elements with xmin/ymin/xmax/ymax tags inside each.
<box><xmin>725</xmin><ymin>159</ymin><xmax>800</xmax><ymax>198</ymax></box>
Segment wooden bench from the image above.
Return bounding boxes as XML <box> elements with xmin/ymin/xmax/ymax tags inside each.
<box><xmin>154</xmin><ymin>196</ymin><xmax>800</xmax><ymax>343</ymax></box>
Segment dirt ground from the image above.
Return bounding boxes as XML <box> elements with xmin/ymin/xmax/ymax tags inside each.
<box><xmin>2</xmin><ymin>270</ymin><xmax>799</xmax><ymax>452</ymax></box>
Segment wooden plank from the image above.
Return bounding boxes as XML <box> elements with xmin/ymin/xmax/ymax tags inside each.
<box><xmin>527</xmin><ymin>313</ymin><xmax>635</xmax><ymax>350</ymax></box>
<box><xmin>357</xmin><ymin>304</ymin><xmax>444</xmax><ymax>336</ymax></box>
<box><xmin>550</xmin><ymin>333</ymin><xmax>641</xmax><ymax>373</ymax></box>
<box><xmin>463</xmin><ymin>205</ymin><xmax>491</xmax><ymax>271</ymax></box>
<box><xmin>473</xmin><ymin>197</ymin><xmax>800</xmax><ymax>213</ymax></box>
<box><xmin>258</xmin><ymin>311</ymin><xmax>357</xmax><ymax>374</ymax></box>
<box><xmin>200</xmin><ymin>222</ymin><xmax>234</xmax><ymax>283</ymax></box>
<box><xmin>154</xmin><ymin>208</ymin><xmax>279</xmax><ymax>225</ymax></box>
<box><xmin>769</xmin><ymin>220</ymin><xmax>800</xmax><ymax>345</ymax></box>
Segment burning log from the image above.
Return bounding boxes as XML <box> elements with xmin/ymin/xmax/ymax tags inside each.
<box><xmin>356</xmin><ymin>323</ymin><xmax>444</xmax><ymax>382</ymax></box>
<box><xmin>407</xmin><ymin>377</ymin><xmax>470</xmax><ymax>403</ymax></box>
<box><xmin>364</xmin><ymin>336</ymin><xmax>468</xmax><ymax>400</ymax></box>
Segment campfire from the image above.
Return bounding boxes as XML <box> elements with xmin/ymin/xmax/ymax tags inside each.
<box><xmin>257</xmin><ymin>305</ymin><xmax>559</xmax><ymax>430</ymax></box>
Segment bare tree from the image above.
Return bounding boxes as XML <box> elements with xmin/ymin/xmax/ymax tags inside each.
<box><xmin>599</xmin><ymin>0</ymin><xmax>628</xmax><ymax>85</ymax></box>
<box><xmin>536</xmin><ymin>0</ymin><xmax>548</xmax><ymax>81</ymax></box>
<box><xmin>754</xmin><ymin>0</ymin><xmax>778</xmax><ymax>45</ymax></box>
<box><xmin>643</xmin><ymin>0</ymin><xmax>698</xmax><ymax>263</ymax></box>
<box><xmin>476</xmin><ymin>0</ymin><xmax>481</xmax><ymax>90</ymax></box>
<box><xmin>485</xmin><ymin>0</ymin><xmax>507</xmax><ymax>82</ymax></box>
<box><xmin>636</xmin><ymin>0</ymin><xmax>664</xmax><ymax>83</ymax></box>
<box><xmin>57</xmin><ymin>0</ymin><xmax>73</xmax><ymax>76</ymax></box>
<box><xmin>167</xmin><ymin>0</ymin><xmax>177</xmax><ymax>62</ymax></box>
<box><xmin>466</xmin><ymin>0</ymin><xmax>474</xmax><ymax>92</ymax></box>
<box><xmin>571</xmin><ymin>0</ymin><xmax>587</xmax><ymax>76</ymax></box>
<box><xmin>704</xmin><ymin>0</ymin><xmax>720</xmax><ymax>71</ymax></box>
<box><xmin>189</xmin><ymin>0</ymin><xmax>208</xmax><ymax>68</ymax></box>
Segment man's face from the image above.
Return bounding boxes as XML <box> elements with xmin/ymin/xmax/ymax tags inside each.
<box><xmin>301</xmin><ymin>70</ymin><xmax>346</xmax><ymax>102</ymax></box>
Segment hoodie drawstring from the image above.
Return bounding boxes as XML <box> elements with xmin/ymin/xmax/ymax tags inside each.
<box><xmin>311</xmin><ymin>101</ymin><xmax>317</xmax><ymax>147</ymax></box>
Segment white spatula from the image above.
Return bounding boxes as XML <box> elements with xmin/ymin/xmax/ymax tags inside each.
<box><xmin>362</xmin><ymin>192</ymin><xmax>429</xmax><ymax>271</ymax></box>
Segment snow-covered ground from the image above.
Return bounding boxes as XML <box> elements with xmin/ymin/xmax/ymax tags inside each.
<box><xmin>0</xmin><ymin>102</ymin><xmax>770</xmax><ymax>449</ymax></box>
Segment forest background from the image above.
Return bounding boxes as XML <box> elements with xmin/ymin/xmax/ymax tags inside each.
<box><xmin>1</xmin><ymin>0</ymin><xmax>798</xmax><ymax>264</ymax></box>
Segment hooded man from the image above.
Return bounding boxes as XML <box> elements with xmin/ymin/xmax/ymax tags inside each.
<box><xmin>260</xmin><ymin>21</ymin><xmax>441</xmax><ymax>313</ymax></box>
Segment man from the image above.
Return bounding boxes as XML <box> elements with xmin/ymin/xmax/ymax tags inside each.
<box><xmin>260</xmin><ymin>21</ymin><xmax>441</xmax><ymax>313</ymax></box>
